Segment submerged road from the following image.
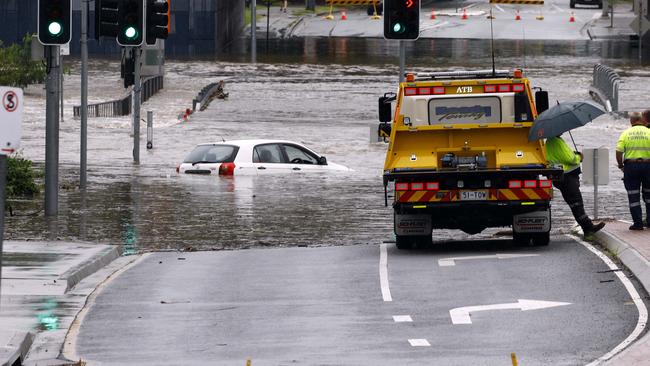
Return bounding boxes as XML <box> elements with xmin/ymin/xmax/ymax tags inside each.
<box><xmin>70</xmin><ymin>236</ymin><xmax>645</xmax><ymax>365</ymax></box>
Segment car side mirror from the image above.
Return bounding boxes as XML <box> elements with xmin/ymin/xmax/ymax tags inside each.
<box><xmin>535</xmin><ymin>90</ymin><xmax>549</xmax><ymax>115</ymax></box>
<box><xmin>318</xmin><ymin>156</ymin><xmax>328</xmax><ymax>165</ymax></box>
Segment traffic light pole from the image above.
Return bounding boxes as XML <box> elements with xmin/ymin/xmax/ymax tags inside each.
<box><xmin>80</xmin><ymin>0</ymin><xmax>89</xmax><ymax>189</ymax></box>
<box><xmin>251</xmin><ymin>0</ymin><xmax>257</xmax><ymax>63</ymax></box>
<box><xmin>45</xmin><ymin>45</ymin><xmax>60</xmax><ymax>216</ymax></box>
<box><xmin>0</xmin><ymin>154</ymin><xmax>7</xmax><ymax>308</ymax></box>
<box><xmin>399</xmin><ymin>41</ymin><xmax>405</xmax><ymax>82</ymax></box>
<box><xmin>133</xmin><ymin>47</ymin><xmax>141</xmax><ymax>164</ymax></box>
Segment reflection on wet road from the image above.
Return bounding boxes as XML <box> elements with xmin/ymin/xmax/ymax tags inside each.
<box><xmin>5</xmin><ymin>38</ymin><xmax>650</xmax><ymax>250</ymax></box>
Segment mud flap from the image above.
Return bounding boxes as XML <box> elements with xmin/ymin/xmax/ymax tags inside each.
<box><xmin>395</xmin><ymin>214</ymin><xmax>432</xmax><ymax>236</ymax></box>
<box><xmin>513</xmin><ymin>209</ymin><xmax>551</xmax><ymax>234</ymax></box>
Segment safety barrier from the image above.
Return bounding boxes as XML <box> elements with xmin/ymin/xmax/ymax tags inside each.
<box><xmin>192</xmin><ymin>81</ymin><xmax>227</xmax><ymax>112</ymax></box>
<box><xmin>589</xmin><ymin>64</ymin><xmax>620</xmax><ymax>112</ymax></box>
<box><xmin>73</xmin><ymin>75</ymin><xmax>164</xmax><ymax>118</ymax></box>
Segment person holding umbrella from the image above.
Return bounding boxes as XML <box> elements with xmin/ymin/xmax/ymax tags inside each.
<box><xmin>529</xmin><ymin>100</ymin><xmax>607</xmax><ymax>236</ymax></box>
<box><xmin>616</xmin><ymin>111</ymin><xmax>650</xmax><ymax>230</ymax></box>
<box><xmin>546</xmin><ymin>135</ymin><xmax>605</xmax><ymax>236</ymax></box>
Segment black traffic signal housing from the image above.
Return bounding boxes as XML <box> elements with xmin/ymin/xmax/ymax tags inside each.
<box><xmin>117</xmin><ymin>0</ymin><xmax>144</xmax><ymax>46</ymax></box>
<box><xmin>384</xmin><ymin>0</ymin><xmax>420</xmax><ymax>40</ymax></box>
<box><xmin>38</xmin><ymin>0</ymin><xmax>72</xmax><ymax>45</ymax></box>
<box><xmin>95</xmin><ymin>0</ymin><xmax>120</xmax><ymax>40</ymax></box>
<box><xmin>146</xmin><ymin>0</ymin><xmax>169</xmax><ymax>45</ymax></box>
<box><xmin>122</xmin><ymin>48</ymin><xmax>136</xmax><ymax>88</ymax></box>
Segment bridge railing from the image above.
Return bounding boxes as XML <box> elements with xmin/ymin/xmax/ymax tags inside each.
<box><xmin>589</xmin><ymin>64</ymin><xmax>620</xmax><ymax>113</ymax></box>
<box><xmin>73</xmin><ymin>75</ymin><xmax>164</xmax><ymax>118</ymax></box>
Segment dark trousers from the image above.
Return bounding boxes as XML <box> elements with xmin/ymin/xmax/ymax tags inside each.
<box><xmin>553</xmin><ymin>168</ymin><xmax>593</xmax><ymax>230</ymax></box>
<box><xmin>623</xmin><ymin>162</ymin><xmax>650</xmax><ymax>225</ymax></box>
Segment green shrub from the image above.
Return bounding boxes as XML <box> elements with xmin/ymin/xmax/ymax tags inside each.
<box><xmin>6</xmin><ymin>155</ymin><xmax>40</xmax><ymax>198</ymax></box>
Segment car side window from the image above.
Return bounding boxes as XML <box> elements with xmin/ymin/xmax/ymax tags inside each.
<box><xmin>283</xmin><ymin>144</ymin><xmax>317</xmax><ymax>164</ymax></box>
<box><xmin>253</xmin><ymin>144</ymin><xmax>285</xmax><ymax>164</ymax></box>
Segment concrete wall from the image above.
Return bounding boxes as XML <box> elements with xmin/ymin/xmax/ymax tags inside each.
<box><xmin>0</xmin><ymin>0</ymin><xmax>245</xmax><ymax>57</ymax></box>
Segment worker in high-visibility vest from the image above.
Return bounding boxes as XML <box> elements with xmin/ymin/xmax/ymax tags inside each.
<box><xmin>546</xmin><ymin>135</ymin><xmax>605</xmax><ymax>236</ymax></box>
<box><xmin>616</xmin><ymin>111</ymin><xmax>650</xmax><ymax>230</ymax></box>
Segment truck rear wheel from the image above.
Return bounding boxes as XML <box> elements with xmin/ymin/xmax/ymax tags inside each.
<box><xmin>532</xmin><ymin>232</ymin><xmax>550</xmax><ymax>246</ymax></box>
<box><xmin>513</xmin><ymin>232</ymin><xmax>531</xmax><ymax>246</ymax></box>
<box><xmin>395</xmin><ymin>235</ymin><xmax>431</xmax><ymax>250</ymax></box>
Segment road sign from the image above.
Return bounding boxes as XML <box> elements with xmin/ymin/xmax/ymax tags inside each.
<box><xmin>0</xmin><ymin>87</ymin><xmax>23</xmax><ymax>155</ymax></box>
<box><xmin>629</xmin><ymin>15</ymin><xmax>650</xmax><ymax>36</ymax></box>
<box><xmin>582</xmin><ymin>148</ymin><xmax>609</xmax><ymax>185</ymax></box>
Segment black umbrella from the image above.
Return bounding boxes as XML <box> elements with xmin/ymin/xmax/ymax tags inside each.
<box><xmin>528</xmin><ymin>101</ymin><xmax>606</xmax><ymax>146</ymax></box>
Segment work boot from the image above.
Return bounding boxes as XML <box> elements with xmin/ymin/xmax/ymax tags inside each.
<box><xmin>629</xmin><ymin>223</ymin><xmax>644</xmax><ymax>231</ymax></box>
<box><xmin>583</xmin><ymin>222</ymin><xmax>605</xmax><ymax>236</ymax></box>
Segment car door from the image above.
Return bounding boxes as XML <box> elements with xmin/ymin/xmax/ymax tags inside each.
<box><xmin>252</xmin><ymin>143</ymin><xmax>293</xmax><ymax>174</ymax></box>
<box><xmin>282</xmin><ymin>143</ymin><xmax>326</xmax><ymax>173</ymax></box>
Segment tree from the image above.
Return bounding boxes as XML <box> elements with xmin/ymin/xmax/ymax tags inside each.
<box><xmin>0</xmin><ymin>34</ymin><xmax>46</xmax><ymax>88</ymax></box>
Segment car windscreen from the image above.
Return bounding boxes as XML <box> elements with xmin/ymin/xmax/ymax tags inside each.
<box><xmin>183</xmin><ymin>145</ymin><xmax>238</xmax><ymax>163</ymax></box>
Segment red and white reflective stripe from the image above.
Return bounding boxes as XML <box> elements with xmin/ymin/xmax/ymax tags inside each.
<box><xmin>498</xmin><ymin>84</ymin><xmax>511</xmax><ymax>92</ymax></box>
<box><xmin>396</xmin><ymin>182</ymin><xmax>410</xmax><ymax>191</ymax></box>
<box><xmin>484</xmin><ymin>85</ymin><xmax>497</xmax><ymax>93</ymax></box>
<box><xmin>508</xmin><ymin>180</ymin><xmax>523</xmax><ymax>188</ymax></box>
<box><xmin>512</xmin><ymin>84</ymin><xmax>525</xmax><ymax>92</ymax></box>
<box><xmin>426</xmin><ymin>182</ymin><xmax>440</xmax><ymax>190</ymax></box>
<box><xmin>411</xmin><ymin>182</ymin><xmax>425</xmax><ymax>191</ymax></box>
<box><xmin>524</xmin><ymin>180</ymin><xmax>537</xmax><ymax>188</ymax></box>
<box><xmin>404</xmin><ymin>87</ymin><xmax>417</xmax><ymax>96</ymax></box>
<box><xmin>539</xmin><ymin>179</ymin><xmax>552</xmax><ymax>188</ymax></box>
<box><xmin>418</xmin><ymin>87</ymin><xmax>431</xmax><ymax>95</ymax></box>
<box><xmin>432</xmin><ymin>86</ymin><xmax>445</xmax><ymax>94</ymax></box>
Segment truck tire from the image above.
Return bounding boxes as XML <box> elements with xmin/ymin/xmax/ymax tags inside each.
<box><xmin>395</xmin><ymin>235</ymin><xmax>431</xmax><ymax>250</ymax></box>
<box><xmin>532</xmin><ymin>232</ymin><xmax>550</xmax><ymax>246</ymax></box>
<box><xmin>513</xmin><ymin>232</ymin><xmax>531</xmax><ymax>246</ymax></box>
<box><xmin>395</xmin><ymin>235</ymin><xmax>412</xmax><ymax>250</ymax></box>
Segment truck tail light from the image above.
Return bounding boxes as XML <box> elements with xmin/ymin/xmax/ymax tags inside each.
<box><xmin>512</xmin><ymin>84</ymin><xmax>525</xmax><ymax>92</ymax></box>
<box><xmin>508</xmin><ymin>180</ymin><xmax>522</xmax><ymax>188</ymax></box>
<box><xmin>426</xmin><ymin>182</ymin><xmax>439</xmax><ymax>190</ymax></box>
<box><xmin>404</xmin><ymin>87</ymin><xmax>417</xmax><ymax>96</ymax></box>
<box><xmin>524</xmin><ymin>180</ymin><xmax>537</xmax><ymax>188</ymax></box>
<box><xmin>396</xmin><ymin>182</ymin><xmax>409</xmax><ymax>191</ymax></box>
<box><xmin>218</xmin><ymin>162</ymin><xmax>236</xmax><ymax>176</ymax></box>
<box><xmin>539</xmin><ymin>179</ymin><xmax>552</xmax><ymax>188</ymax></box>
<box><xmin>418</xmin><ymin>87</ymin><xmax>431</xmax><ymax>95</ymax></box>
<box><xmin>484</xmin><ymin>85</ymin><xmax>497</xmax><ymax>93</ymax></box>
<box><xmin>432</xmin><ymin>86</ymin><xmax>445</xmax><ymax>94</ymax></box>
<box><xmin>411</xmin><ymin>182</ymin><xmax>425</xmax><ymax>191</ymax></box>
<box><xmin>498</xmin><ymin>84</ymin><xmax>511</xmax><ymax>92</ymax></box>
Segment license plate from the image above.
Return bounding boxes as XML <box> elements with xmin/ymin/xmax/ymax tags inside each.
<box><xmin>460</xmin><ymin>190</ymin><xmax>488</xmax><ymax>201</ymax></box>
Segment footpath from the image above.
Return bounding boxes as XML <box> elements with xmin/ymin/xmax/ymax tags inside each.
<box><xmin>0</xmin><ymin>241</ymin><xmax>138</xmax><ymax>366</ymax></box>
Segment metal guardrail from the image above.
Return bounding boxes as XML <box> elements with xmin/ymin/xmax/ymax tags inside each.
<box><xmin>73</xmin><ymin>75</ymin><xmax>164</xmax><ymax>118</ymax></box>
<box><xmin>192</xmin><ymin>81</ymin><xmax>227</xmax><ymax>112</ymax></box>
<box><xmin>589</xmin><ymin>64</ymin><xmax>620</xmax><ymax>113</ymax></box>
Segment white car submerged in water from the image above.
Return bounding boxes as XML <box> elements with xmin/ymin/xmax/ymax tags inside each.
<box><xmin>177</xmin><ymin>139</ymin><xmax>350</xmax><ymax>176</ymax></box>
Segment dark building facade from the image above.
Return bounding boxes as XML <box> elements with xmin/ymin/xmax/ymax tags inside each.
<box><xmin>0</xmin><ymin>0</ymin><xmax>245</xmax><ymax>57</ymax></box>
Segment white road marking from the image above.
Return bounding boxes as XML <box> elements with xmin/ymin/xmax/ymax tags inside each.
<box><xmin>571</xmin><ymin>235</ymin><xmax>648</xmax><ymax>366</ymax></box>
<box><xmin>449</xmin><ymin>299</ymin><xmax>571</xmax><ymax>325</ymax></box>
<box><xmin>438</xmin><ymin>253</ymin><xmax>539</xmax><ymax>267</ymax></box>
<box><xmin>494</xmin><ymin>4</ymin><xmax>505</xmax><ymax>12</ymax></box>
<box><xmin>408</xmin><ymin>339</ymin><xmax>431</xmax><ymax>347</ymax></box>
<box><xmin>380</xmin><ymin>244</ymin><xmax>392</xmax><ymax>302</ymax></box>
<box><xmin>552</xmin><ymin>3</ymin><xmax>564</xmax><ymax>12</ymax></box>
<box><xmin>393</xmin><ymin>315</ymin><xmax>413</xmax><ymax>322</ymax></box>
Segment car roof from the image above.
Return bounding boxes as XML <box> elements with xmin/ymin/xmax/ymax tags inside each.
<box><xmin>196</xmin><ymin>139</ymin><xmax>304</xmax><ymax>147</ymax></box>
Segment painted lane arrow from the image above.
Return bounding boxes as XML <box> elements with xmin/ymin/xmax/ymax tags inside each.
<box><xmin>449</xmin><ymin>299</ymin><xmax>572</xmax><ymax>324</ymax></box>
<box><xmin>438</xmin><ymin>253</ymin><xmax>539</xmax><ymax>267</ymax></box>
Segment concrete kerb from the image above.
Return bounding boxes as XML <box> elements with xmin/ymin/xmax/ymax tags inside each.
<box><xmin>591</xmin><ymin>229</ymin><xmax>650</xmax><ymax>365</ymax></box>
<box><xmin>60</xmin><ymin>245</ymin><xmax>123</xmax><ymax>293</ymax></box>
<box><xmin>1</xmin><ymin>331</ymin><xmax>35</xmax><ymax>366</ymax></box>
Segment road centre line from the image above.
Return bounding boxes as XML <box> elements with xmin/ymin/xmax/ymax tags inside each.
<box><xmin>408</xmin><ymin>339</ymin><xmax>431</xmax><ymax>347</ymax></box>
<box><xmin>393</xmin><ymin>315</ymin><xmax>413</xmax><ymax>322</ymax></box>
<box><xmin>572</xmin><ymin>235</ymin><xmax>648</xmax><ymax>366</ymax></box>
<box><xmin>438</xmin><ymin>253</ymin><xmax>539</xmax><ymax>267</ymax></box>
<box><xmin>380</xmin><ymin>244</ymin><xmax>392</xmax><ymax>302</ymax></box>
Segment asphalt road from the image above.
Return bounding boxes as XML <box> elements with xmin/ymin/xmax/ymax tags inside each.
<box><xmin>70</xmin><ymin>236</ymin><xmax>644</xmax><ymax>365</ymax></box>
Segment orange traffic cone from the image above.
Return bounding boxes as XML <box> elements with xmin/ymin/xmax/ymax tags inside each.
<box><xmin>569</xmin><ymin>12</ymin><xmax>575</xmax><ymax>22</ymax></box>
<box><xmin>461</xmin><ymin>8</ymin><xmax>468</xmax><ymax>20</ymax></box>
<box><xmin>430</xmin><ymin>8</ymin><xmax>436</xmax><ymax>20</ymax></box>
<box><xmin>515</xmin><ymin>10</ymin><xmax>521</xmax><ymax>20</ymax></box>
<box><xmin>341</xmin><ymin>10</ymin><xmax>347</xmax><ymax>20</ymax></box>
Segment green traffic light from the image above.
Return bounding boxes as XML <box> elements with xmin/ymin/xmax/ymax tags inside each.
<box><xmin>48</xmin><ymin>21</ymin><xmax>63</xmax><ymax>36</ymax></box>
<box><xmin>392</xmin><ymin>22</ymin><xmax>405</xmax><ymax>34</ymax></box>
<box><xmin>124</xmin><ymin>26</ymin><xmax>139</xmax><ymax>40</ymax></box>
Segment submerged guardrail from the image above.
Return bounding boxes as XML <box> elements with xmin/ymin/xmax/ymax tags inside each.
<box><xmin>589</xmin><ymin>64</ymin><xmax>620</xmax><ymax>113</ymax></box>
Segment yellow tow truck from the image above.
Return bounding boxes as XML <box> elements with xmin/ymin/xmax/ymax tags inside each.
<box><xmin>378</xmin><ymin>69</ymin><xmax>563</xmax><ymax>249</ymax></box>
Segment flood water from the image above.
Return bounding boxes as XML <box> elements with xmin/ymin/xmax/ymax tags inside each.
<box><xmin>5</xmin><ymin>37</ymin><xmax>650</xmax><ymax>250</ymax></box>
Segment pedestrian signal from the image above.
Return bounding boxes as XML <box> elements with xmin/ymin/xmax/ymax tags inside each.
<box><xmin>384</xmin><ymin>0</ymin><xmax>420</xmax><ymax>40</ymax></box>
<box><xmin>146</xmin><ymin>0</ymin><xmax>170</xmax><ymax>45</ymax></box>
<box><xmin>38</xmin><ymin>0</ymin><xmax>72</xmax><ymax>45</ymax></box>
<box><xmin>117</xmin><ymin>0</ymin><xmax>144</xmax><ymax>46</ymax></box>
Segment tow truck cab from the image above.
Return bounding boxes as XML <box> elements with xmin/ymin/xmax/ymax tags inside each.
<box><xmin>379</xmin><ymin>69</ymin><xmax>563</xmax><ymax>249</ymax></box>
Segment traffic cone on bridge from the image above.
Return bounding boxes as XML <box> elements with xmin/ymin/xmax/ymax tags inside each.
<box><xmin>341</xmin><ymin>10</ymin><xmax>347</xmax><ymax>20</ymax></box>
<box><xmin>569</xmin><ymin>12</ymin><xmax>575</xmax><ymax>22</ymax></box>
<box><xmin>430</xmin><ymin>8</ymin><xmax>437</xmax><ymax>20</ymax></box>
<box><xmin>461</xmin><ymin>8</ymin><xmax>468</xmax><ymax>20</ymax></box>
<box><xmin>515</xmin><ymin>10</ymin><xmax>521</xmax><ymax>20</ymax></box>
